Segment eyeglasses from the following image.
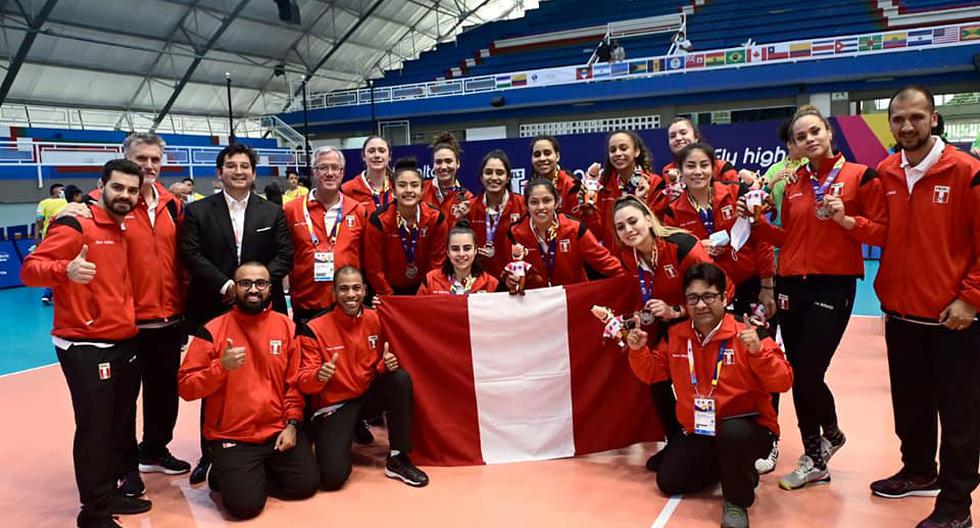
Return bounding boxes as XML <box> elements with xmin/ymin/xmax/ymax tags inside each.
<box><xmin>236</xmin><ymin>279</ymin><xmax>271</xmax><ymax>291</ymax></box>
<box><xmin>314</xmin><ymin>164</ymin><xmax>343</xmax><ymax>173</ymax></box>
<box><xmin>684</xmin><ymin>292</ymin><xmax>722</xmax><ymax>306</ymax></box>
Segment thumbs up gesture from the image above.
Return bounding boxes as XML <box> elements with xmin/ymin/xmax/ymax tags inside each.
<box><xmin>220</xmin><ymin>338</ymin><xmax>247</xmax><ymax>370</ymax></box>
<box><xmin>317</xmin><ymin>352</ymin><xmax>340</xmax><ymax>383</ymax></box>
<box><xmin>67</xmin><ymin>244</ymin><xmax>97</xmax><ymax>284</ymax></box>
<box><xmin>738</xmin><ymin>314</ymin><xmax>762</xmax><ymax>355</ymax></box>
<box><xmin>382</xmin><ymin>342</ymin><xmax>399</xmax><ymax>371</ymax></box>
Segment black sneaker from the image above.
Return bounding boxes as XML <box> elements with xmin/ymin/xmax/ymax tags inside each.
<box><xmin>354</xmin><ymin>420</ymin><xmax>374</xmax><ymax>445</ymax></box>
<box><xmin>117</xmin><ymin>469</ymin><xmax>145</xmax><ymax>498</ymax></box>
<box><xmin>139</xmin><ymin>449</ymin><xmax>191</xmax><ymax>475</ymax></box>
<box><xmin>645</xmin><ymin>449</ymin><xmax>666</xmax><ymax>472</ymax></box>
<box><xmin>110</xmin><ymin>492</ymin><xmax>152</xmax><ymax>515</ymax></box>
<box><xmin>384</xmin><ymin>454</ymin><xmax>429</xmax><ymax>487</ymax></box>
<box><xmin>871</xmin><ymin>469</ymin><xmax>940</xmax><ymax>499</ymax></box>
<box><xmin>189</xmin><ymin>459</ymin><xmax>210</xmax><ymax>485</ymax></box>
<box><xmin>916</xmin><ymin>513</ymin><xmax>973</xmax><ymax>528</ymax></box>
<box><xmin>78</xmin><ymin>516</ymin><xmax>124</xmax><ymax>528</ymax></box>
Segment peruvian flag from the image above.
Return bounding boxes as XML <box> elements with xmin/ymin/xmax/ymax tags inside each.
<box><xmin>379</xmin><ymin>277</ymin><xmax>663</xmax><ymax>466</ymax></box>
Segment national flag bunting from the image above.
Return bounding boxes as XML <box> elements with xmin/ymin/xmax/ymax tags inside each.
<box><xmin>725</xmin><ymin>49</ymin><xmax>746</xmax><ymax>65</ymax></box>
<box><xmin>495</xmin><ymin>75</ymin><xmax>511</xmax><ymax>89</ymax></box>
<box><xmin>592</xmin><ymin>63</ymin><xmax>611</xmax><ymax>79</ymax></box>
<box><xmin>883</xmin><ymin>32</ymin><xmax>908</xmax><ymax>49</ymax></box>
<box><xmin>628</xmin><ymin>61</ymin><xmax>649</xmax><ymax>74</ymax></box>
<box><xmin>610</xmin><ymin>63</ymin><xmax>629</xmax><ymax>77</ymax></box>
<box><xmin>859</xmin><ymin>34</ymin><xmax>883</xmax><ymax>51</ymax></box>
<box><xmin>575</xmin><ymin>66</ymin><xmax>592</xmax><ymax>80</ymax></box>
<box><xmin>933</xmin><ymin>26</ymin><xmax>959</xmax><ymax>44</ymax></box>
<box><xmin>705</xmin><ymin>52</ymin><xmax>725</xmax><ymax>67</ymax></box>
<box><xmin>378</xmin><ymin>278</ymin><xmax>662</xmax><ymax>466</ymax></box>
<box><xmin>907</xmin><ymin>29</ymin><xmax>932</xmax><ymax>47</ymax></box>
<box><xmin>665</xmin><ymin>55</ymin><xmax>686</xmax><ymax>70</ymax></box>
<box><xmin>511</xmin><ymin>73</ymin><xmax>528</xmax><ymax>87</ymax></box>
<box><xmin>962</xmin><ymin>24</ymin><xmax>980</xmax><ymax>41</ymax></box>
<box><xmin>789</xmin><ymin>42</ymin><xmax>811</xmax><ymax>58</ymax></box>
<box><xmin>685</xmin><ymin>54</ymin><xmax>705</xmax><ymax>68</ymax></box>
<box><xmin>764</xmin><ymin>44</ymin><xmax>789</xmax><ymax>60</ymax></box>
<box><xmin>651</xmin><ymin>58</ymin><xmax>664</xmax><ymax>72</ymax></box>
<box><xmin>812</xmin><ymin>39</ymin><xmax>835</xmax><ymax>56</ymax></box>
<box><xmin>835</xmin><ymin>38</ymin><xmax>858</xmax><ymax>53</ymax></box>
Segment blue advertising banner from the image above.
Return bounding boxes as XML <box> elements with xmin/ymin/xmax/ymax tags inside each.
<box><xmin>0</xmin><ymin>240</ymin><xmax>24</xmax><ymax>288</ymax></box>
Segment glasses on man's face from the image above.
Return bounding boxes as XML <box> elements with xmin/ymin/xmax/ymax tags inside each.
<box><xmin>236</xmin><ymin>279</ymin><xmax>271</xmax><ymax>291</ymax></box>
<box><xmin>684</xmin><ymin>292</ymin><xmax>722</xmax><ymax>306</ymax></box>
<box><xmin>314</xmin><ymin>164</ymin><xmax>343</xmax><ymax>173</ymax></box>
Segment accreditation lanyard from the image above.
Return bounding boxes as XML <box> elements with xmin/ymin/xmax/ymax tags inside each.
<box><xmin>534</xmin><ymin>217</ymin><xmax>559</xmax><ymax>282</ymax></box>
<box><xmin>303</xmin><ymin>193</ymin><xmax>344</xmax><ymax>248</ymax></box>
<box><xmin>634</xmin><ymin>248</ymin><xmax>656</xmax><ymax>304</ymax></box>
<box><xmin>362</xmin><ymin>171</ymin><xmax>390</xmax><ymax>209</ymax></box>
<box><xmin>687</xmin><ymin>338</ymin><xmax>729</xmax><ymax>398</ymax></box>
<box><xmin>808</xmin><ymin>156</ymin><xmax>846</xmax><ymax>202</ymax></box>
<box><xmin>435</xmin><ymin>180</ymin><xmax>462</xmax><ymax>204</ymax></box>
<box><xmin>397</xmin><ymin>208</ymin><xmax>420</xmax><ymax>264</ymax></box>
<box><xmin>484</xmin><ymin>191</ymin><xmax>509</xmax><ymax>245</ymax></box>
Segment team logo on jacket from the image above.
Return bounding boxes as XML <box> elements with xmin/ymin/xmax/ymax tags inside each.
<box><xmin>933</xmin><ymin>185</ymin><xmax>950</xmax><ymax>204</ymax></box>
<box><xmin>98</xmin><ymin>362</ymin><xmax>111</xmax><ymax>380</ymax></box>
<box><xmin>269</xmin><ymin>340</ymin><xmax>282</xmax><ymax>356</ymax></box>
<box><xmin>420</xmin><ymin>226</ymin><xmax>429</xmax><ymax>237</ymax></box>
<box><xmin>345</xmin><ymin>215</ymin><xmax>356</xmax><ymax>227</ymax></box>
<box><xmin>721</xmin><ymin>205</ymin><xmax>734</xmax><ymax>220</ymax></box>
<box><xmin>368</xmin><ymin>335</ymin><xmax>378</xmax><ymax>349</ymax></box>
<box><xmin>664</xmin><ymin>265</ymin><xmax>677</xmax><ymax>278</ymax></box>
<box><xmin>829</xmin><ymin>183</ymin><xmax>845</xmax><ymax>197</ymax></box>
<box><xmin>723</xmin><ymin>347</ymin><xmax>736</xmax><ymax>365</ymax></box>
<box><xmin>510</xmin><ymin>213</ymin><xmax>521</xmax><ymax>223</ymax></box>
<box><xmin>778</xmin><ymin>293</ymin><xmax>790</xmax><ymax>310</ymax></box>
<box><xmin>559</xmin><ymin>239</ymin><xmax>571</xmax><ymax>253</ymax></box>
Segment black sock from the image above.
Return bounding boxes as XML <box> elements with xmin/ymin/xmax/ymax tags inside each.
<box><xmin>823</xmin><ymin>424</ymin><xmax>844</xmax><ymax>446</ymax></box>
<box><xmin>804</xmin><ymin>435</ymin><xmax>826</xmax><ymax>469</ymax></box>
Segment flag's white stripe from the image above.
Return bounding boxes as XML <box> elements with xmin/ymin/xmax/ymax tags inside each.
<box><xmin>468</xmin><ymin>287</ymin><xmax>575</xmax><ymax>464</ymax></box>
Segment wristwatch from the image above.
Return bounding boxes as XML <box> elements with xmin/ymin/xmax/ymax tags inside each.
<box><xmin>286</xmin><ymin>419</ymin><xmax>301</xmax><ymax>428</ymax></box>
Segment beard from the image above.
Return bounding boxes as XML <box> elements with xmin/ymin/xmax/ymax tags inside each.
<box><xmin>898</xmin><ymin>133</ymin><xmax>931</xmax><ymax>152</ymax></box>
<box><xmin>106</xmin><ymin>197</ymin><xmax>135</xmax><ymax>216</ymax></box>
<box><xmin>237</xmin><ymin>295</ymin><xmax>271</xmax><ymax>314</ymax></box>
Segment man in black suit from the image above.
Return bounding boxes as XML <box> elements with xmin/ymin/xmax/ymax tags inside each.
<box><xmin>179</xmin><ymin>142</ymin><xmax>292</xmax><ymax>483</ymax></box>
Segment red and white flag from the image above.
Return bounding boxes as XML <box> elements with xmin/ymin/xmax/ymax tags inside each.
<box><xmin>379</xmin><ymin>277</ymin><xmax>663</xmax><ymax>466</ymax></box>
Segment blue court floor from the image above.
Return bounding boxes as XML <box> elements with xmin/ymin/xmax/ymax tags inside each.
<box><xmin>0</xmin><ymin>261</ymin><xmax>884</xmax><ymax>377</ymax></box>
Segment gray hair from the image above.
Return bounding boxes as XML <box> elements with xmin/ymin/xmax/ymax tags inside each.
<box><xmin>312</xmin><ymin>145</ymin><xmax>345</xmax><ymax>168</ymax></box>
<box><xmin>123</xmin><ymin>132</ymin><xmax>167</xmax><ymax>155</ymax></box>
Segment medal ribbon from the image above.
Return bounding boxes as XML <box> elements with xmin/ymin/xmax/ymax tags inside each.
<box><xmin>435</xmin><ymin>180</ymin><xmax>461</xmax><ymax>204</ymax></box>
<box><xmin>302</xmin><ymin>192</ymin><xmax>344</xmax><ymax>247</ymax></box>
<box><xmin>535</xmin><ymin>216</ymin><xmax>559</xmax><ymax>282</ymax></box>
<box><xmin>397</xmin><ymin>210</ymin><xmax>419</xmax><ymax>265</ymax></box>
<box><xmin>362</xmin><ymin>171</ymin><xmax>390</xmax><ymax>209</ymax></box>
<box><xmin>483</xmin><ymin>191</ymin><xmax>509</xmax><ymax>246</ymax></box>
<box><xmin>687</xmin><ymin>338</ymin><xmax>730</xmax><ymax>398</ymax></box>
<box><xmin>808</xmin><ymin>156</ymin><xmax>846</xmax><ymax>203</ymax></box>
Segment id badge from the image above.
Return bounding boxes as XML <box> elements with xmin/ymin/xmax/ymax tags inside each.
<box><xmin>313</xmin><ymin>251</ymin><xmax>335</xmax><ymax>282</ymax></box>
<box><xmin>693</xmin><ymin>397</ymin><xmax>716</xmax><ymax>436</ymax></box>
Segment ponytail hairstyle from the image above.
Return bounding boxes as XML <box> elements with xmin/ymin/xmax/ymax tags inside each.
<box><xmin>611</xmin><ymin>195</ymin><xmax>689</xmax><ymax>247</ymax></box>
<box><xmin>602</xmin><ymin>129</ymin><xmax>653</xmax><ymax>180</ymax></box>
<box><xmin>787</xmin><ymin>104</ymin><xmax>834</xmax><ymax>154</ymax></box>
<box><xmin>431</xmin><ymin>131</ymin><xmax>462</xmax><ymax>163</ymax></box>
<box><xmin>441</xmin><ymin>220</ymin><xmax>484</xmax><ymax>278</ymax></box>
<box><xmin>393</xmin><ymin>157</ymin><xmax>423</xmax><ymax>184</ymax></box>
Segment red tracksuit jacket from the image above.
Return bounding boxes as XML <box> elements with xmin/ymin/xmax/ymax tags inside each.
<box><xmin>365</xmin><ymin>202</ymin><xmax>449</xmax><ymax>294</ymax></box>
<box><xmin>464</xmin><ymin>192</ymin><xmax>526</xmax><ymax>277</ymax></box>
<box><xmin>297</xmin><ymin>307</ymin><xmax>386</xmax><ymax>409</ymax></box>
<box><xmin>875</xmin><ymin>145</ymin><xmax>980</xmax><ymax>319</ymax></box>
<box><xmin>21</xmin><ymin>206</ymin><xmax>137</xmax><ymax>341</ymax></box>
<box><xmin>178</xmin><ymin>307</ymin><xmax>303</xmax><ymax>443</ymax></box>
<box><xmin>628</xmin><ymin>314</ymin><xmax>793</xmax><ymax>436</ymax></box>
<box><xmin>620</xmin><ymin>232</ymin><xmax>721</xmax><ymax>307</ymax></box>
<box><xmin>754</xmin><ymin>155</ymin><xmax>887</xmax><ymax>277</ymax></box>
<box><xmin>662</xmin><ymin>159</ymin><xmax>740</xmax><ymax>184</ymax></box>
<box><xmin>505</xmin><ymin>213</ymin><xmax>625</xmax><ymax>288</ymax></box>
<box><xmin>541</xmin><ymin>169</ymin><xmax>581</xmax><ymax>217</ymax></box>
<box><xmin>421</xmin><ymin>179</ymin><xmax>473</xmax><ymax>222</ymax></box>
<box><xmin>416</xmin><ymin>269</ymin><xmax>500</xmax><ymax>295</ymax></box>
<box><xmin>284</xmin><ymin>192</ymin><xmax>365</xmax><ymax>311</ymax></box>
<box><xmin>341</xmin><ymin>171</ymin><xmax>393</xmax><ymax>216</ymax></box>
<box><xmin>582</xmin><ymin>169</ymin><xmax>668</xmax><ymax>257</ymax></box>
<box><xmin>665</xmin><ymin>182</ymin><xmax>775</xmax><ymax>286</ymax></box>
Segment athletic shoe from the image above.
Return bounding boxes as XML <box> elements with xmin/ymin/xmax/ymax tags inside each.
<box><xmin>820</xmin><ymin>431</ymin><xmax>846</xmax><ymax>462</ymax></box>
<box><xmin>117</xmin><ymin>469</ymin><xmax>145</xmax><ymax>498</ymax></box>
<box><xmin>755</xmin><ymin>441</ymin><xmax>779</xmax><ymax>475</ymax></box>
<box><xmin>384</xmin><ymin>453</ymin><xmax>429</xmax><ymax>487</ymax></box>
<box><xmin>110</xmin><ymin>492</ymin><xmax>152</xmax><ymax>515</ymax></box>
<box><xmin>354</xmin><ymin>420</ymin><xmax>374</xmax><ymax>445</ymax></box>
<box><xmin>722</xmin><ymin>501</ymin><xmax>750</xmax><ymax>528</ymax></box>
<box><xmin>78</xmin><ymin>517</ymin><xmax>124</xmax><ymax>528</ymax></box>
<box><xmin>916</xmin><ymin>513</ymin><xmax>972</xmax><ymax>528</ymax></box>
<box><xmin>778</xmin><ymin>455</ymin><xmax>830</xmax><ymax>490</ymax></box>
<box><xmin>189</xmin><ymin>459</ymin><xmax>210</xmax><ymax>485</ymax></box>
<box><xmin>871</xmin><ymin>470</ymin><xmax>940</xmax><ymax>498</ymax></box>
<box><xmin>645</xmin><ymin>449</ymin><xmax>666</xmax><ymax>472</ymax></box>
<box><xmin>139</xmin><ymin>449</ymin><xmax>191</xmax><ymax>475</ymax></box>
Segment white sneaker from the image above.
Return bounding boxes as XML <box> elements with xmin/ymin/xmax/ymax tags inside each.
<box><xmin>778</xmin><ymin>455</ymin><xmax>830</xmax><ymax>490</ymax></box>
<box><xmin>820</xmin><ymin>432</ymin><xmax>846</xmax><ymax>462</ymax></box>
<box><xmin>755</xmin><ymin>441</ymin><xmax>779</xmax><ymax>474</ymax></box>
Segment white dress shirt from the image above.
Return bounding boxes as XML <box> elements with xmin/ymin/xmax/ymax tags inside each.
<box><xmin>901</xmin><ymin>136</ymin><xmax>944</xmax><ymax>193</ymax></box>
<box><xmin>220</xmin><ymin>190</ymin><xmax>250</xmax><ymax>295</ymax></box>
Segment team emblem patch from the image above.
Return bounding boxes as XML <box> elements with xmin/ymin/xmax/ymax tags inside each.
<box><xmin>723</xmin><ymin>348</ymin><xmax>736</xmax><ymax>365</ymax></box>
<box><xmin>778</xmin><ymin>293</ymin><xmax>790</xmax><ymax>310</ymax></box>
<box><xmin>829</xmin><ymin>182</ymin><xmax>845</xmax><ymax>197</ymax></box>
<box><xmin>345</xmin><ymin>215</ymin><xmax>355</xmax><ymax>227</ymax></box>
<box><xmin>98</xmin><ymin>362</ymin><xmax>111</xmax><ymax>380</ymax></box>
<box><xmin>720</xmin><ymin>205</ymin><xmax>734</xmax><ymax>220</ymax></box>
<box><xmin>420</xmin><ymin>226</ymin><xmax>429</xmax><ymax>237</ymax></box>
<box><xmin>269</xmin><ymin>340</ymin><xmax>282</xmax><ymax>356</ymax></box>
<box><xmin>933</xmin><ymin>185</ymin><xmax>950</xmax><ymax>204</ymax></box>
<box><xmin>559</xmin><ymin>239</ymin><xmax>571</xmax><ymax>253</ymax></box>
<box><xmin>368</xmin><ymin>335</ymin><xmax>378</xmax><ymax>349</ymax></box>
<box><xmin>664</xmin><ymin>265</ymin><xmax>677</xmax><ymax>278</ymax></box>
<box><xmin>510</xmin><ymin>213</ymin><xmax>521</xmax><ymax>223</ymax></box>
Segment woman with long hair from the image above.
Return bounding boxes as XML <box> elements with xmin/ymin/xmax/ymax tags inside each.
<box><xmin>662</xmin><ymin>117</ymin><xmax>740</xmax><ymax>186</ymax></box>
<box><xmin>417</xmin><ymin>223</ymin><xmax>500</xmax><ymax>295</ymax></box>
<box><xmin>364</xmin><ymin>158</ymin><xmax>449</xmax><ymax>296</ymax></box>
<box><xmin>464</xmin><ymin>150</ymin><xmax>526</xmax><ymax>278</ymax></box>
<box><xmin>744</xmin><ymin>105</ymin><xmax>886</xmax><ymax>490</ymax></box>
<box><xmin>503</xmin><ymin>178</ymin><xmax>624</xmax><ymax>290</ymax></box>
<box><xmin>341</xmin><ymin>136</ymin><xmax>394</xmax><ymax>216</ymax></box>
<box><xmin>422</xmin><ymin>131</ymin><xmax>472</xmax><ymax>221</ymax></box>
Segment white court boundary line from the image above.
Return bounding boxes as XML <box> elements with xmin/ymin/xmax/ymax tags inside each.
<box><xmin>651</xmin><ymin>495</ymin><xmax>683</xmax><ymax>528</ymax></box>
<box><xmin>0</xmin><ymin>361</ymin><xmax>57</xmax><ymax>379</ymax></box>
